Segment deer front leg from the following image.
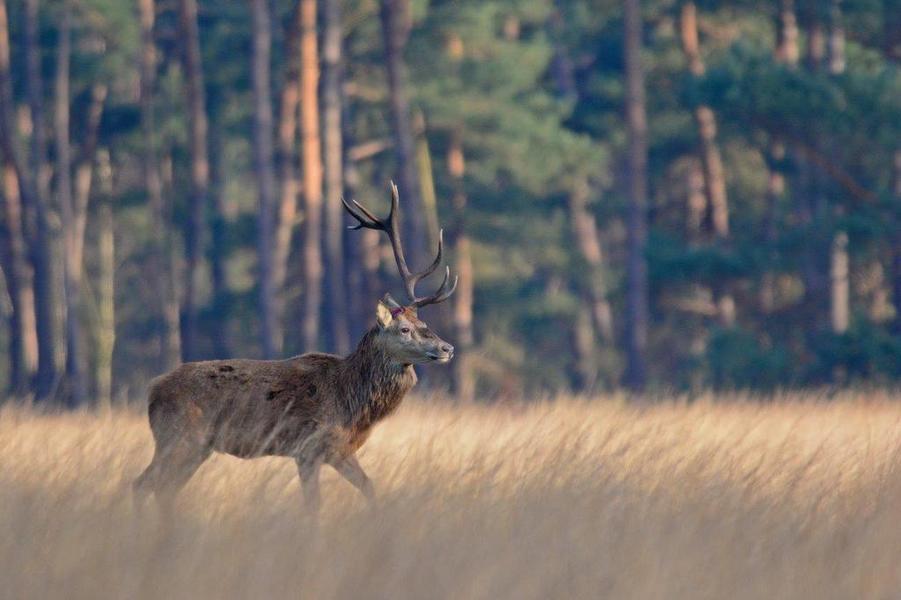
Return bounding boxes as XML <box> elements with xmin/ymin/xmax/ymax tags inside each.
<box><xmin>295</xmin><ymin>454</ymin><xmax>322</xmax><ymax>516</ymax></box>
<box><xmin>329</xmin><ymin>454</ymin><xmax>375</xmax><ymax>505</ymax></box>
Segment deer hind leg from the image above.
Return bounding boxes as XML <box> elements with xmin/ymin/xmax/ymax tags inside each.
<box><xmin>134</xmin><ymin>436</ymin><xmax>210</xmax><ymax>517</ymax></box>
<box><xmin>329</xmin><ymin>455</ymin><xmax>375</xmax><ymax>505</ymax></box>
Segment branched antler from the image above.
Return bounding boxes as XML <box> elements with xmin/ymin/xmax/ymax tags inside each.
<box><xmin>343</xmin><ymin>182</ymin><xmax>457</xmax><ymax>308</ymax></box>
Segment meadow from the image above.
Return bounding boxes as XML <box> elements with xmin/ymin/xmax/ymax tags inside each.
<box><xmin>2</xmin><ymin>391</ymin><xmax>901</xmax><ymax>599</ymax></box>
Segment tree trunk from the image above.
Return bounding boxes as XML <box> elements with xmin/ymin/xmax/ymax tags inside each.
<box><xmin>207</xmin><ymin>122</ymin><xmax>230</xmax><ymax>357</ymax></box>
<box><xmin>830</xmin><ymin>231</ymin><xmax>849</xmax><ymax>333</ymax></box>
<box><xmin>322</xmin><ymin>0</ymin><xmax>350</xmax><ymax>355</ymax></box>
<box><xmin>73</xmin><ymin>84</ymin><xmax>107</xmax><ymax>272</ymax></box>
<box><xmin>0</xmin><ymin>167</ymin><xmax>37</xmax><ymax>392</ymax></box>
<box><xmin>800</xmin><ymin>5</ymin><xmax>829</xmax><ymax>330</ymax></box>
<box><xmin>892</xmin><ymin>150</ymin><xmax>901</xmax><ymax>334</ymax></box>
<box><xmin>177</xmin><ymin>0</ymin><xmax>209</xmax><ymax>361</ymax></box>
<box><xmin>0</xmin><ymin>0</ymin><xmax>38</xmax><ymax>391</ymax></box>
<box><xmin>55</xmin><ymin>0</ymin><xmax>85</xmax><ymax>406</ymax></box>
<box><xmin>379</xmin><ymin>0</ymin><xmax>427</xmax><ymax>268</ymax></box>
<box><xmin>759</xmin><ymin>140</ymin><xmax>785</xmax><ymax>313</ymax></box>
<box><xmin>24</xmin><ymin>0</ymin><xmax>57</xmax><ymax>399</ymax></box>
<box><xmin>342</xmin><ymin>100</ymin><xmax>381</xmax><ymax>338</ymax></box>
<box><xmin>448</xmin><ymin>131</ymin><xmax>474</xmax><ymax>403</ymax></box>
<box><xmin>623</xmin><ymin>0</ymin><xmax>649</xmax><ymax>391</ymax></box>
<box><xmin>95</xmin><ymin>161</ymin><xmax>115</xmax><ymax>410</ymax></box>
<box><xmin>568</xmin><ymin>177</ymin><xmax>614</xmax><ymax>344</ymax></box>
<box><xmin>139</xmin><ymin>0</ymin><xmax>180</xmax><ymax>370</ymax></box>
<box><xmin>299</xmin><ymin>0</ymin><xmax>323</xmax><ymax>352</ymax></box>
<box><xmin>273</xmin><ymin>1</ymin><xmax>301</xmax><ymax>355</ymax></box>
<box><xmin>679</xmin><ymin>1</ymin><xmax>733</xmax><ymax>327</ymax></box>
<box><xmin>251</xmin><ymin>0</ymin><xmax>278</xmax><ymax>359</ymax></box>
<box><xmin>775</xmin><ymin>0</ymin><xmax>800</xmax><ymax>66</ymax></box>
<box><xmin>827</xmin><ymin>0</ymin><xmax>849</xmax><ymax>336</ymax></box>
<box><xmin>572</xmin><ymin>304</ymin><xmax>598</xmax><ymax>392</ymax></box>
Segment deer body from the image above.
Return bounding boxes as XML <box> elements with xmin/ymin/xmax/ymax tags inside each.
<box><xmin>134</xmin><ymin>183</ymin><xmax>456</xmax><ymax>515</ymax></box>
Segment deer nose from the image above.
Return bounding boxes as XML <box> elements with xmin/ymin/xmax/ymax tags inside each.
<box><xmin>441</xmin><ymin>344</ymin><xmax>454</xmax><ymax>355</ymax></box>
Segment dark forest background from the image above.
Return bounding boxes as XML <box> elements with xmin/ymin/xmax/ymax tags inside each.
<box><xmin>0</xmin><ymin>0</ymin><xmax>898</xmax><ymax>405</ymax></box>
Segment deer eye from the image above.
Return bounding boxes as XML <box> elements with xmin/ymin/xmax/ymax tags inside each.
<box><xmin>400</xmin><ymin>327</ymin><xmax>411</xmax><ymax>334</ymax></box>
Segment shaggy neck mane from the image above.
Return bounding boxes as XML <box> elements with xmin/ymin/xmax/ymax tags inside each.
<box><xmin>337</xmin><ymin>327</ymin><xmax>416</xmax><ymax>426</ymax></box>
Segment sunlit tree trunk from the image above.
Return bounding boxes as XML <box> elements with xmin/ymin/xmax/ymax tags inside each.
<box><xmin>24</xmin><ymin>0</ymin><xmax>57</xmax><ymax>399</ymax></box>
<box><xmin>251</xmin><ymin>0</ymin><xmax>278</xmax><ymax>358</ymax></box>
<box><xmin>623</xmin><ymin>0</ymin><xmax>649</xmax><ymax>391</ymax></box>
<box><xmin>827</xmin><ymin>0</ymin><xmax>849</xmax><ymax>336</ymax></box>
<box><xmin>177</xmin><ymin>0</ymin><xmax>209</xmax><ymax>361</ymax></box>
<box><xmin>0</xmin><ymin>0</ymin><xmax>38</xmax><ymax>391</ymax></box>
<box><xmin>73</xmin><ymin>84</ymin><xmax>107</xmax><ymax>275</ymax></box>
<box><xmin>892</xmin><ymin>150</ymin><xmax>901</xmax><ymax>334</ymax></box>
<box><xmin>379</xmin><ymin>0</ymin><xmax>427</xmax><ymax>267</ymax></box>
<box><xmin>760</xmin><ymin>141</ymin><xmax>786</xmax><ymax>313</ymax></box>
<box><xmin>679</xmin><ymin>1</ymin><xmax>733</xmax><ymax>327</ymax></box>
<box><xmin>55</xmin><ymin>0</ymin><xmax>86</xmax><ymax>406</ymax></box>
<box><xmin>568</xmin><ymin>177</ymin><xmax>614</xmax><ymax>345</ymax></box>
<box><xmin>762</xmin><ymin>0</ymin><xmax>800</xmax><ymax>314</ymax></box>
<box><xmin>322</xmin><ymin>0</ymin><xmax>349</xmax><ymax>355</ymax></box>
<box><xmin>299</xmin><ymin>0</ymin><xmax>323</xmax><ymax>352</ymax></box>
<box><xmin>95</xmin><ymin>151</ymin><xmax>115</xmax><ymax>409</ymax></box>
<box><xmin>273</xmin><ymin>2</ymin><xmax>301</xmax><ymax>354</ymax></box>
<box><xmin>572</xmin><ymin>304</ymin><xmax>598</xmax><ymax>392</ymax></box>
<box><xmin>448</xmin><ymin>132</ymin><xmax>474</xmax><ymax>403</ymax></box>
<box><xmin>139</xmin><ymin>0</ymin><xmax>180</xmax><ymax>370</ymax></box>
<box><xmin>775</xmin><ymin>0</ymin><xmax>800</xmax><ymax>65</ymax></box>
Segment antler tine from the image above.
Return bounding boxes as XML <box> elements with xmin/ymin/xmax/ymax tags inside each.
<box><xmin>342</xmin><ymin>197</ymin><xmax>381</xmax><ymax>230</ymax></box>
<box><xmin>412</xmin><ymin>266</ymin><xmax>459</xmax><ymax>308</ymax></box>
<box><xmin>345</xmin><ymin>182</ymin><xmax>457</xmax><ymax>308</ymax></box>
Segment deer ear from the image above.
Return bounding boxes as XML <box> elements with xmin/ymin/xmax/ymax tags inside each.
<box><xmin>376</xmin><ymin>299</ymin><xmax>395</xmax><ymax>329</ymax></box>
<box><xmin>382</xmin><ymin>293</ymin><xmax>402</xmax><ymax>309</ymax></box>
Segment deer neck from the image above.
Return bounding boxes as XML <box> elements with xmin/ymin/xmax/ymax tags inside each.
<box><xmin>339</xmin><ymin>328</ymin><xmax>417</xmax><ymax>426</ymax></box>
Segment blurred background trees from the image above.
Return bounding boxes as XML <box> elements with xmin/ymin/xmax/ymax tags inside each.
<box><xmin>0</xmin><ymin>0</ymin><xmax>897</xmax><ymax>404</ymax></box>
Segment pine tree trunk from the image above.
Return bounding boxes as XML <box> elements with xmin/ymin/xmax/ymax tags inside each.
<box><xmin>623</xmin><ymin>0</ymin><xmax>649</xmax><ymax>391</ymax></box>
<box><xmin>568</xmin><ymin>177</ymin><xmax>614</xmax><ymax>344</ymax></box>
<box><xmin>800</xmin><ymin>5</ymin><xmax>829</xmax><ymax>330</ymax></box>
<box><xmin>448</xmin><ymin>132</ymin><xmax>474</xmax><ymax>403</ymax></box>
<box><xmin>24</xmin><ymin>0</ymin><xmax>57</xmax><ymax>399</ymax></box>
<box><xmin>177</xmin><ymin>0</ymin><xmax>209</xmax><ymax>361</ymax></box>
<box><xmin>828</xmin><ymin>0</ymin><xmax>849</xmax><ymax>336</ymax></box>
<box><xmin>55</xmin><ymin>0</ymin><xmax>85</xmax><ymax>406</ymax></box>
<box><xmin>679</xmin><ymin>1</ymin><xmax>733</xmax><ymax>327</ymax></box>
<box><xmin>251</xmin><ymin>0</ymin><xmax>278</xmax><ymax>359</ymax></box>
<box><xmin>342</xmin><ymin>111</ymin><xmax>381</xmax><ymax>338</ymax></box>
<box><xmin>96</xmin><ymin>187</ymin><xmax>115</xmax><ymax>410</ymax></box>
<box><xmin>0</xmin><ymin>0</ymin><xmax>38</xmax><ymax>391</ymax></box>
<box><xmin>572</xmin><ymin>304</ymin><xmax>598</xmax><ymax>392</ymax></box>
<box><xmin>0</xmin><ymin>167</ymin><xmax>37</xmax><ymax>392</ymax></box>
<box><xmin>322</xmin><ymin>0</ymin><xmax>349</xmax><ymax>355</ymax></box>
<box><xmin>139</xmin><ymin>0</ymin><xmax>180</xmax><ymax>370</ymax></box>
<box><xmin>892</xmin><ymin>150</ymin><xmax>901</xmax><ymax>334</ymax></box>
<box><xmin>72</xmin><ymin>84</ymin><xmax>107</xmax><ymax>272</ymax></box>
<box><xmin>207</xmin><ymin>123</ymin><xmax>230</xmax><ymax>357</ymax></box>
<box><xmin>273</xmin><ymin>1</ymin><xmax>301</xmax><ymax>355</ymax></box>
<box><xmin>379</xmin><ymin>0</ymin><xmax>427</xmax><ymax>268</ymax></box>
<box><xmin>299</xmin><ymin>0</ymin><xmax>323</xmax><ymax>352</ymax></box>
<box><xmin>776</xmin><ymin>0</ymin><xmax>800</xmax><ymax>66</ymax></box>
<box><xmin>760</xmin><ymin>141</ymin><xmax>785</xmax><ymax>313</ymax></box>
<box><xmin>830</xmin><ymin>232</ymin><xmax>849</xmax><ymax>333</ymax></box>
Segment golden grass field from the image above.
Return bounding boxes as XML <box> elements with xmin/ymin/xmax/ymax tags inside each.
<box><xmin>3</xmin><ymin>391</ymin><xmax>901</xmax><ymax>599</ymax></box>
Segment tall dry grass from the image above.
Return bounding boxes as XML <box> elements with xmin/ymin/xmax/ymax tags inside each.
<box><xmin>2</xmin><ymin>391</ymin><xmax>901</xmax><ymax>599</ymax></box>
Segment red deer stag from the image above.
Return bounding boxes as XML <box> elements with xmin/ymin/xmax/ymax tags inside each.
<box><xmin>133</xmin><ymin>182</ymin><xmax>456</xmax><ymax>515</ymax></box>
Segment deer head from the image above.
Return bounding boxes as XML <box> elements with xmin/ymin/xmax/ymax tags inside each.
<box><xmin>344</xmin><ymin>183</ymin><xmax>457</xmax><ymax>365</ymax></box>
